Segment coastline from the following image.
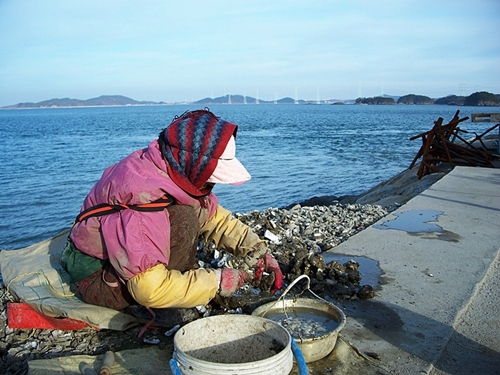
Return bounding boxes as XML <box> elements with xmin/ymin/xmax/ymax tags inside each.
<box><xmin>349</xmin><ymin>163</ymin><xmax>452</xmax><ymax>207</ymax></box>
<box><xmin>296</xmin><ymin>163</ymin><xmax>452</xmax><ymax>211</ymax></box>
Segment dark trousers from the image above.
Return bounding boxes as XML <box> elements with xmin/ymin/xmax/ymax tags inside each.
<box><xmin>75</xmin><ymin>205</ymin><xmax>200</xmax><ymax>310</ymax></box>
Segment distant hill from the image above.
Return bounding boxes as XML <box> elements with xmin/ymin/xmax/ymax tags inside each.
<box><xmin>195</xmin><ymin>94</ymin><xmax>307</xmax><ymax>105</ymax></box>
<box><xmin>382</xmin><ymin>94</ymin><xmax>401</xmax><ymax>101</ymax></box>
<box><xmin>196</xmin><ymin>94</ymin><xmax>268</xmax><ymax>104</ymax></box>
<box><xmin>355</xmin><ymin>96</ymin><xmax>396</xmax><ymax>105</ymax></box>
<box><xmin>2</xmin><ymin>95</ymin><xmax>166</xmax><ymax>109</ymax></box>
<box><xmin>397</xmin><ymin>94</ymin><xmax>434</xmax><ymax>105</ymax></box>
<box><xmin>434</xmin><ymin>95</ymin><xmax>466</xmax><ymax>106</ymax></box>
<box><xmin>464</xmin><ymin>91</ymin><xmax>499</xmax><ymax>106</ymax></box>
<box><xmin>3</xmin><ymin>91</ymin><xmax>499</xmax><ymax>109</ymax></box>
<box><xmin>354</xmin><ymin>91</ymin><xmax>499</xmax><ymax>106</ymax></box>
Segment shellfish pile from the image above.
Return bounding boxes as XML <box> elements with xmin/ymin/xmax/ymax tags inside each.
<box><xmin>278</xmin><ymin>316</ymin><xmax>329</xmax><ymax>340</ymax></box>
<box><xmin>198</xmin><ymin>202</ymin><xmax>389</xmax><ymax>301</ymax></box>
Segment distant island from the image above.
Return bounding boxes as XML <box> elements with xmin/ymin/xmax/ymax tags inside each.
<box><xmin>1</xmin><ymin>95</ymin><xmax>166</xmax><ymax>109</ymax></box>
<box><xmin>355</xmin><ymin>91</ymin><xmax>499</xmax><ymax>106</ymax></box>
<box><xmin>2</xmin><ymin>91</ymin><xmax>499</xmax><ymax>109</ymax></box>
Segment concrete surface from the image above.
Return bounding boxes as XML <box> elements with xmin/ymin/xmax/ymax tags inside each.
<box><xmin>330</xmin><ymin>166</ymin><xmax>500</xmax><ymax>375</ymax></box>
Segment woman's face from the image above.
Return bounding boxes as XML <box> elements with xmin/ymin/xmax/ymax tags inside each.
<box><xmin>200</xmin><ymin>182</ymin><xmax>215</xmax><ymax>191</ymax></box>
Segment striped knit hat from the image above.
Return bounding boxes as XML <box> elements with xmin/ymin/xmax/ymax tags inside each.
<box><xmin>159</xmin><ymin>109</ymin><xmax>239</xmax><ymax>197</ymax></box>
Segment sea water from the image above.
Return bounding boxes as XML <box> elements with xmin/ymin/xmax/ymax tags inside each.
<box><xmin>265</xmin><ymin>307</ymin><xmax>340</xmax><ymax>339</ymax></box>
<box><xmin>0</xmin><ymin>104</ymin><xmax>494</xmax><ymax>250</ymax></box>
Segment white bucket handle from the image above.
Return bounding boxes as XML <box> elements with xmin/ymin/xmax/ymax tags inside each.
<box><xmin>260</xmin><ymin>274</ymin><xmax>331</xmax><ymax>318</ymax></box>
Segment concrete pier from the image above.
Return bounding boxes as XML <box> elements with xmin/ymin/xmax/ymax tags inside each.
<box><xmin>333</xmin><ymin>166</ymin><xmax>500</xmax><ymax>374</ymax></box>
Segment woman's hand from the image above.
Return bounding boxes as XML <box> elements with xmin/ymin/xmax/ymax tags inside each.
<box><xmin>254</xmin><ymin>252</ymin><xmax>283</xmax><ymax>294</ymax></box>
<box><xmin>215</xmin><ymin>268</ymin><xmax>251</xmax><ymax>297</ymax></box>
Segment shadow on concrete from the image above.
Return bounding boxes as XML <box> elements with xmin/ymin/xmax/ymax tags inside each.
<box><xmin>419</xmin><ymin>170</ymin><xmax>500</xmax><ymax>213</ymax></box>
<box><xmin>340</xmin><ymin>298</ymin><xmax>500</xmax><ymax>375</ymax></box>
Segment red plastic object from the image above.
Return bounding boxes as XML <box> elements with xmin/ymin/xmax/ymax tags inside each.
<box><xmin>7</xmin><ymin>302</ymin><xmax>93</xmax><ymax>330</ymax></box>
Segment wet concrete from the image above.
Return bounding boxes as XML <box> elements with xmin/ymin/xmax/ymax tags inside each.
<box><xmin>374</xmin><ymin>209</ymin><xmax>444</xmax><ymax>233</ymax></box>
<box><xmin>373</xmin><ymin>209</ymin><xmax>463</xmax><ymax>243</ymax></box>
<box><xmin>329</xmin><ymin>166</ymin><xmax>500</xmax><ymax>375</ymax></box>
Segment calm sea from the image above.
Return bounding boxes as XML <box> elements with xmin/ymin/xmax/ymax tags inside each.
<box><xmin>0</xmin><ymin>104</ymin><xmax>494</xmax><ymax>250</ymax></box>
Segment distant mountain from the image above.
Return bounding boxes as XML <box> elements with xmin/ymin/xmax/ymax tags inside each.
<box><xmin>397</xmin><ymin>94</ymin><xmax>434</xmax><ymax>105</ymax></box>
<box><xmin>3</xmin><ymin>91</ymin><xmax>499</xmax><ymax>109</ymax></box>
<box><xmin>353</xmin><ymin>92</ymin><xmax>499</xmax><ymax>106</ymax></box>
<box><xmin>2</xmin><ymin>95</ymin><xmax>166</xmax><ymax>109</ymax></box>
<box><xmin>195</xmin><ymin>94</ymin><xmax>306</xmax><ymax>105</ymax></box>
<box><xmin>196</xmin><ymin>94</ymin><xmax>263</xmax><ymax>104</ymax></box>
<box><xmin>355</xmin><ymin>96</ymin><xmax>396</xmax><ymax>105</ymax></box>
<box><xmin>464</xmin><ymin>91</ymin><xmax>499</xmax><ymax>106</ymax></box>
<box><xmin>434</xmin><ymin>95</ymin><xmax>466</xmax><ymax>106</ymax></box>
<box><xmin>382</xmin><ymin>94</ymin><xmax>401</xmax><ymax>101</ymax></box>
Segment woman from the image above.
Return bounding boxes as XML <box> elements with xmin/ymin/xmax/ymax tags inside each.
<box><xmin>61</xmin><ymin>109</ymin><xmax>282</xmax><ymax>311</ymax></box>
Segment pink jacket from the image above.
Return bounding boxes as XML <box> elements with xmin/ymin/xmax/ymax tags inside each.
<box><xmin>70</xmin><ymin>140</ymin><xmax>219</xmax><ymax>281</ymax></box>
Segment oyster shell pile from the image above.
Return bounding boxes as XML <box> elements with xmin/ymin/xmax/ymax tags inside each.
<box><xmin>198</xmin><ymin>203</ymin><xmax>388</xmax><ymax>300</ymax></box>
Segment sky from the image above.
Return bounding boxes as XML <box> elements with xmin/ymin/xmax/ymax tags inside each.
<box><xmin>1</xmin><ymin>0</ymin><xmax>499</xmax><ymax>107</ymax></box>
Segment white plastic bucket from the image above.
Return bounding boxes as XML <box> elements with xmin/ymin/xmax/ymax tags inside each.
<box><xmin>172</xmin><ymin>315</ymin><xmax>293</xmax><ymax>375</ymax></box>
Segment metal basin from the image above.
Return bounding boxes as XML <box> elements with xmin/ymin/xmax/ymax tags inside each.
<box><xmin>252</xmin><ymin>298</ymin><xmax>346</xmax><ymax>363</ymax></box>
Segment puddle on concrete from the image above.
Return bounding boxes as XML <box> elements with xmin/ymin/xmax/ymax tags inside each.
<box><xmin>373</xmin><ymin>209</ymin><xmax>461</xmax><ymax>242</ymax></box>
<box><xmin>374</xmin><ymin>209</ymin><xmax>443</xmax><ymax>232</ymax></box>
<box><xmin>322</xmin><ymin>253</ymin><xmax>382</xmax><ymax>287</ymax></box>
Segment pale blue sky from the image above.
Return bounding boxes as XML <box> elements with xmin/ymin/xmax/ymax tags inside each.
<box><xmin>1</xmin><ymin>0</ymin><xmax>499</xmax><ymax>106</ymax></box>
